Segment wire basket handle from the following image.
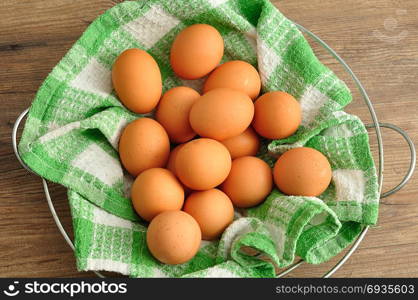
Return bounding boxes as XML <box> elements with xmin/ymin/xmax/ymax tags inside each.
<box><xmin>366</xmin><ymin>123</ymin><xmax>416</xmax><ymax>198</ymax></box>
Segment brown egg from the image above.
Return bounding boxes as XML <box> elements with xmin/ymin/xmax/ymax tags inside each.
<box><xmin>203</xmin><ymin>60</ymin><xmax>261</xmax><ymax>100</ymax></box>
<box><xmin>166</xmin><ymin>144</ymin><xmax>192</xmax><ymax>195</ymax></box>
<box><xmin>253</xmin><ymin>91</ymin><xmax>301</xmax><ymax>139</ymax></box>
<box><xmin>170</xmin><ymin>24</ymin><xmax>224</xmax><ymax>79</ymax></box>
<box><xmin>175</xmin><ymin>138</ymin><xmax>231</xmax><ymax>190</ymax></box>
<box><xmin>220</xmin><ymin>127</ymin><xmax>260</xmax><ymax>159</ymax></box>
<box><xmin>119</xmin><ymin>118</ymin><xmax>170</xmax><ymax>176</ymax></box>
<box><xmin>112</xmin><ymin>48</ymin><xmax>162</xmax><ymax>113</ymax></box>
<box><xmin>166</xmin><ymin>144</ymin><xmax>185</xmax><ymax>176</ymax></box>
<box><xmin>189</xmin><ymin>88</ymin><xmax>254</xmax><ymax>141</ymax></box>
<box><xmin>183</xmin><ymin>189</ymin><xmax>234</xmax><ymax>240</ymax></box>
<box><xmin>221</xmin><ymin>156</ymin><xmax>273</xmax><ymax>208</ymax></box>
<box><xmin>131</xmin><ymin>168</ymin><xmax>184</xmax><ymax>222</ymax></box>
<box><xmin>155</xmin><ymin>87</ymin><xmax>200</xmax><ymax>143</ymax></box>
<box><xmin>273</xmin><ymin>147</ymin><xmax>332</xmax><ymax>197</ymax></box>
<box><xmin>146</xmin><ymin>211</ymin><xmax>201</xmax><ymax>265</ymax></box>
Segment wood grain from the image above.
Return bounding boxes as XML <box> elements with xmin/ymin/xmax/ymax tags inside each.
<box><xmin>0</xmin><ymin>0</ymin><xmax>417</xmax><ymax>278</ymax></box>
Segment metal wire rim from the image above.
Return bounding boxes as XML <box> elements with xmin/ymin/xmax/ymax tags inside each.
<box><xmin>12</xmin><ymin>22</ymin><xmax>416</xmax><ymax>278</ymax></box>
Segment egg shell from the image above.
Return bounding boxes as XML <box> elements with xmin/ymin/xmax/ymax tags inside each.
<box><xmin>189</xmin><ymin>88</ymin><xmax>254</xmax><ymax>141</ymax></box>
<box><xmin>220</xmin><ymin>127</ymin><xmax>260</xmax><ymax>159</ymax></box>
<box><xmin>155</xmin><ymin>86</ymin><xmax>200</xmax><ymax>143</ymax></box>
<box><xmin>112</xmin><ymin>48</ymin><xmax>162</xmax><ymax>113</ymax></box>
<box><xmin>146</xmin><ymin>211</ymin><xmax>201</xmax><ymax>265</ymax></box>
<box><xmin>131</xmin><ymin>168</ymin><xmax>184</xmax><ymax>222</ymax></box>
<box><xmin>166</xmin><ymin>144</ymin><xmax>192</xmax><ymax>195</ymax></box>
<box><xmin>203</xmin><ymin>60</ymin><xmax>261</xmax><ymax>100</ymax></box>
<box><xmin>273</xmin><ymin>147</ymin><xmax>332</xmax><ymax>197</ymax></box>
<box><xmin>166</xmin><ymin>144</ymin><xmax>185</xmax><ymax>176</ymax></box>
<box><xmin>170</xmin><ymin>24</ymin><xmax>224</xmax><ymax>79</ymax></box>
<box><xmin>221</xmin><ymin>156</ymin><xmax>273</xmax><ymax>208</ymax></box>
<box><xmin>175</xmin><ymin>138</ymin><xmax>231</xmax><ymax>190</ymax></box>
<box><xmin>119</xmin><ymin>118</ymin><xmax>170</xmax><ymax>176</ymax></box>
<box><xmin>253</xmin><ymin>91</ymin><xmax>301</xmax><ymax>139</ymax></box>
<box><xmin>183</xmin><ymin>189</ymin><xmax>234</xmax><ymax>240</ymax></box>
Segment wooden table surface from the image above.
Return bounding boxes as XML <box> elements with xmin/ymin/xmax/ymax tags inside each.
<box><xmin>0</xmin><ymin>0</ymin><xmax>417</xmax><ymax>278</ymax></box>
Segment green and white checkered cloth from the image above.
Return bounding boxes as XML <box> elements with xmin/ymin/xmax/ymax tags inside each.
<box><xmin>19</xmin><ymin>0</ymin><xmax>379</xmax><ymax>277</ymax></box>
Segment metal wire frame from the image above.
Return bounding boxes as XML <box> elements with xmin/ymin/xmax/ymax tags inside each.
<box><xmin>11</xmin><ymin>23</ymin><xmax>416</xmax><ymax>278</ymax></box>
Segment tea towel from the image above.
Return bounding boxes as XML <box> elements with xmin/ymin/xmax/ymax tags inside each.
<box><xmin>19</xmin><ymin>0</ymin><xmax>379</xmax><ymax>277</ymax></box>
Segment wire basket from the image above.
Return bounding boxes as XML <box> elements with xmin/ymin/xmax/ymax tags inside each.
<box><xmin>12</xmin><ymin>22</ymin><xmax>416</xmax><ymax>278</ymax></box>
